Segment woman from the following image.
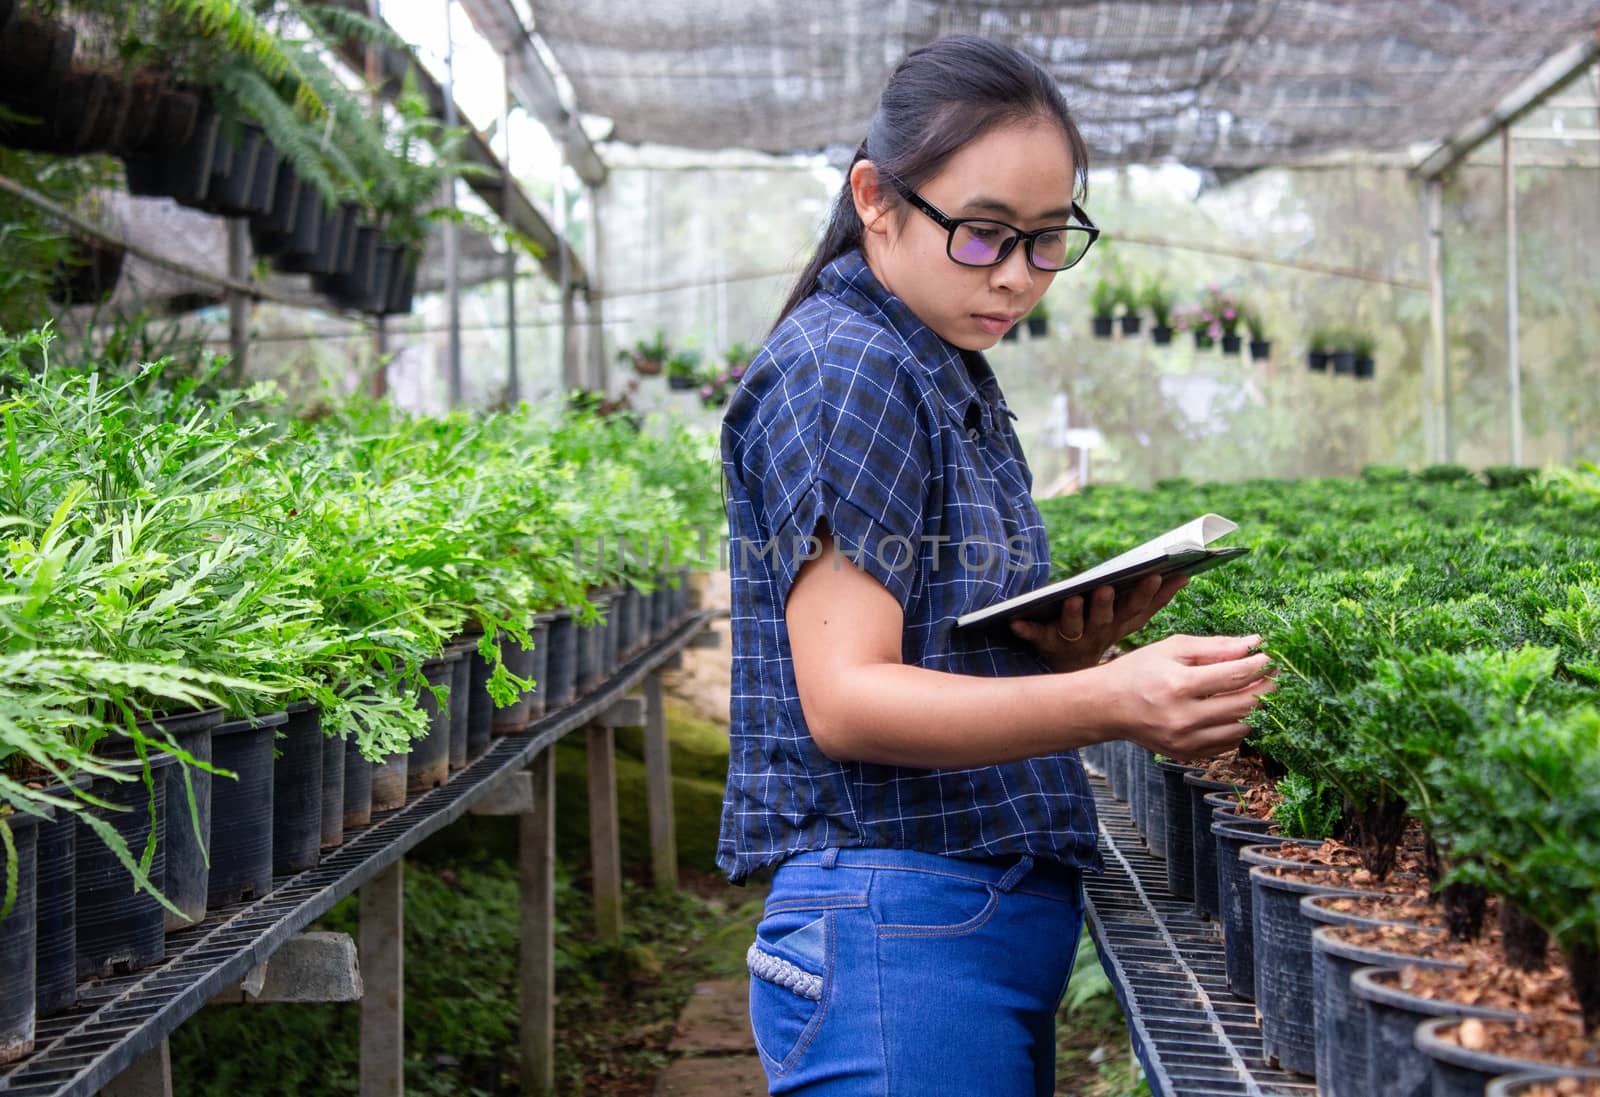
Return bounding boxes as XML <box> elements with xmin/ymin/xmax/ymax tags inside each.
<box><xmin>717</xmin><ymin>35</ymin><xmax>1274</xmax><ymax>1095</ymax></box>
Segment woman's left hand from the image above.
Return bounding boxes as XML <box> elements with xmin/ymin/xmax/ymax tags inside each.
<box><xmin>1008</xmin><ymin>573</ymin><xmax>1189</xmax><ymax>673</ymax></box>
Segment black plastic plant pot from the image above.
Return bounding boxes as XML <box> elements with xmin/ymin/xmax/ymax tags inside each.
<box><xmin>272</xmin><ymin>195</ymin><xmax>331</xmax><ymax>273</ymax></box>
<box><xmin>49</xmin><ymin>238</ymin><xmax>125</xmax><ymax>306</ymax></box>
<box><xmin>247</xmin><ymin>162</ymin><xmax>305</xmax><ymax>257</ymax></box>
<box><xmin>1211</xmin><ymin>824</ymin><xmax>1290</xmax><ymax>1000</ymax></box>
<box><xmin>1332</xmin><ymin>350</ymin><xmax>1356</xmax><ymax>374</ymax></box>
<box><xmin>492</xmin><ymin>634</ymin><xmax>537</xmax><ymax>734</ymax></box>
<box><xmin>33</xmin><ymin>783</ymin><xmax>81</xmax><ymax>1017</ymax></box>
<box><xmin>1243</xmin><ymin>852</ymin><xmax>1372</xmax><ymax>1075</ymax></box>
<box><xmin>1221</xmin><ymin>333</ymin><xmax>1243</xmax><ymax>355</ymax></box>
<box><xmin>543</xmin><ymin>610</ymin><xmax>578</xmax><ymax>710</ymax></box>
<box><xmin>602</xmin><ymin>596</ymin><xmax>622</xmax><ymax>677</ymax></box>
<box><xmin>241</xmin><ymin>136</ymin><xmax>281</xmax><ymax>218</ymax></box>
<box><xmin>330</xmin><ymin>201</ymin><xmax>363</xmax><ymax>276</ymax></box>
<box><xmin>408</xmin><ymin>654</ymin><xmax>459</xmax><ymax>793</ymax></box>
<box><xmin>1158</xmin><ymin>760</ymin><xmax>1199</xmax><ymax>899</ymax></box>
<box><xmin>614</xmin><ymin>588</ymin><xmax>639</xmax><ymax>657</ymax></box>
<box><xmin>282</xmin><ymin>201</ymin><xmax>347</xmax><ymax>277</ymax></box>
<box><xmin>1308</xmin><ymin>350</ymin><xmax>1330</xmax><ymax>372</ymax></box>
<box><xmin>1185</xmin><ymin>772</ymin><xmax>1238</xmax><ymax>919</ymax></box>
<box><xmin>381</xmin><ymin>247</ymin><xmax>420</xmax><ymax>316</ymax></box>
<box><xmin>1354</xmin><ymin>356</ymin><xmax>1375</xmax><ymax>380</ymax></box>
<box><xmin>576</xmin><ymin>614</ymin><xmax>604</xmax><ymax>696</ymax></box>
<box><xmin>1140</xmin><ymin>748</ymin><xmax>1166</xmax><ymax>856</ymax></box>
<box><xmin>315</xmin><ymin>223</ymin><xmax>378</xmax><ymax>309</ymax></box>
<box><xmin>1091</xmin><ymin>315</ymin><xmax>1114</xmax><ymax>338</ymax></box>
<box><xmin>650</xmin><ymin>578</ymin><xmax>671</xmax><ymax>638</ymax></box>
<box><xmin>342</xmin><ymin>736</ymin><xmax>373</xmax><ymax>829</ymax></box>
<box><xmin>1301</xmin><ymin>890</ymin><xmax>1429</xmax><ymax>934</ymax></box>
<box><xmin>677</xmin><ymin>565</ymin><xmax>694</xmax><ymax>618</ymax></box>
<box><xmin>1488</xmin><ymin>1071</ymin><xmax>1600</xmax><ymax>1096</ymax></box>
<box><xmin>110</xmin><ymin>76</ymin><xmax>163</xmax><ymax>157</ymax></box>
<box><xmin>1103</xmin><ymin>739</ymin><xmax>1125</xmax><ymax>800</ymax></box>
<box><xmin>668</xmin><ymin>374</ymin><xmax>698</xmax><ymax>391</ymax></box>
<box><xmin>1411</xmin><ymin>1017</ymin><xmax>1593</xmax><ymax>1097</ymax></box>
<box><xmin>208</xmin><ymin>710</ymin><xmax>283</xmax><ymax>909</ymax></box>
<box><xmin>0</xmin><ymin>810</ymin><xmax>42</xmax><ymax>1065</ymax></box>
<box><xmin>635</xmin><ymin>585</ymin><xmax>655</xmax><ymax>650</ymax></box>
<box><xmin>1028</xmin><ymin>316</ymin><xmax>1050</xmax><ymax>338</ymax></box>
<box><xmin>1152</xmin><ymin>325</ymin><xmax>1174</xmax><ymax>346</ymax></box>
<box><xmin>521</xmin><ymin>618</ymin><xmax>552</xmax><ymax>723</ymax></box>
<box><xmin>319</xmin><ymin>731</ymin><xmax>345</xmax><ymax>850</ymax></box>
<box><xmin>153</xmin><ymin>107</ymin><xmax>221</xmax><ymax>208</ymax></box>
<box><xmin>364</xmin><ymin>242</ymin><xmax>403</xmax><ymax>315</ymax></box>
<box><xmin>447</xmin><ymin>640</ymin><xmax>474</xmax><ymax>769</ymax></box>
<box><xmin>462</xmin><ymin>636</ymin><xmax>494</xmax><ymax>762</ymax></box>
<box><xmin>1128</xmin><ymin>742</ymin><xmax>1146</xmax><ymax>831</ymax></box>
<box><xmin>1351</xmin><ymin>966</ymin><xmax>1528</xmax><ymax>1097</ymax></box>
<box><xmin>1310</xmin><ymin>923</ymin><xmax>1456</xmax><ymax>1097</ymax></box>
<box><xmin>1118</xmin><ymin>314</ymin><xmax>1140</xmax><ymax>336</ymax></box>
<box><xmin>1250</xmin><ymin>339</ymin><xmax>1272</xmax><ymax>361</ymax></box>
<box><xmin>371</xmin><ymin>752</ymin><xmax>407</xmax><ymax>813</ymax></box>
<box><xmin>272</xmin><ymin>703</ymin><xmax>324</xmax><ymax>876</ymax></box>
<box><xmin>1000</xmin><ymin>325</ymin><xmax>1019</xmax><ymax>343</ymax></box>
<box><xmin>196</xmin><ymin>121</ymin><xmax>259</xmax><ymax>216</ymax></box>
<box><xmin>139</xmin><ymin>707</ymin><xmax>224</xmax><ymax>932</ymax></box>
<box><xmin>0</xmin><ymin>16</ymin><xmax>74</xmax><ymax>96</ymax></box>
<box><xmin>75</xmin><ymin>753</ymin><xmax>176</xmax><ymax>980</ymax></box>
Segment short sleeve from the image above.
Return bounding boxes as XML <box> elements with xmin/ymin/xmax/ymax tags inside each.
<box><xmin>739</xmin><ymin>329</ymin><xmax>932</xmax><ymax>616</ymax></box>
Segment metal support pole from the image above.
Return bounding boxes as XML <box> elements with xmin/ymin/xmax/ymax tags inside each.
<box><xmin>1502</xmin><ymin>127</ymin><xmax>1523</xmax><ymax>467</ymax></box>
<box><xmin>586</xmin><ymin>724</ymin><xmax>623</xmax><ymax>942</ymax></box>
<box><xmin>368</xmin><ymin>1</ymin><xmax>388</xmax><ymax>400</ymax></box>
<box><xmin>555</xmin><ymin>152</ymin><xmax>580</xmax><ymax>393</ymax></box>
<box><xmin>226</xmin><ymin>219</ymin><xmax>248</xmax><ymax>383</ymax></box>
<box><xmin>502</xmin><ymin>56</ymin><xmax>519</xmax><ymax>406</ymax></box>
<box><xmin>519</xmin><ymin>748</ymin><xmax>555</xmax><ymax>1096</ymax></box>
<box><xmin>359</xmin><ymin>860</ymin><xmax>404</xmax><ymax>1097</ymax></box>
<box><xmin>586</xmin><ymin>185</ymin><xmax>606</xmax><ymax>393</ymax></box>
<box><xmin>1426</xmin><ymin>177</ymin><xmax>1452</xmax><ymax>463</ymax></box>
<box><xmin>642</xmin><ymin>672</ymin><xmax>677</xmax><ymax>891</ymax></box>
<box><xmin>443</xmin><ymin>0</ymin><xmax>463</xmax><ymax>407</ymax></box>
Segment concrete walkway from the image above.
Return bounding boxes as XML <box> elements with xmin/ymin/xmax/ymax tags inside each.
<box><xmin>653</xmin><ymin>978</ymin><xmax>767</xmax><ymax>1096</ymax></box>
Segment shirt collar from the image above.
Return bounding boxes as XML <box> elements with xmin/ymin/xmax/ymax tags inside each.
<box><xmin>817</xmin><ymin>250</ymin><xmax>1018</xmax><ymax>438</ymax></box>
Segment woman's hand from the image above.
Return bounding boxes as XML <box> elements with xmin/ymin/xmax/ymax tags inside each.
<box><xmin>1008</xmin><ymin>573</ymin><xmax>1188</xmax><ymax>673</ymax></box>
<box><xmin>1092</xmin><ymin>633</ymin><xmax>1276</xmax><ymax>760</ymax></box>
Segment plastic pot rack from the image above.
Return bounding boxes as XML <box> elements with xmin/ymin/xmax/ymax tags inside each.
<box><xmin>0</xmin><ymin>610</ymin><xmax>720</xmax><ymax>1097</ymax></box>
<box><xmin>1082</xmin><ymin>770</ymin><xmax>1316</xmax><ymax>1097</ymax></box>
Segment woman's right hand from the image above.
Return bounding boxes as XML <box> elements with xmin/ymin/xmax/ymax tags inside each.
<box><xmin>1091</xmin><ymin>633</ymin><xmax>1275</xmax><ymax>760</ymax></box>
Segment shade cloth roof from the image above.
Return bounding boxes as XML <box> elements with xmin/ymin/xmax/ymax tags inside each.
<box><xmin>532</xmin><ymin>1</ymin><xmax>1600</xmax><ymax>168</ymax></box>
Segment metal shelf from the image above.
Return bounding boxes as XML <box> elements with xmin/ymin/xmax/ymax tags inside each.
<box><xmin>1082</xmin><ymin>771</ymin><xmax>1316</xmax><ymax>1097</ymax></box>
<box><xmin>0</xmin><ymin>610</ymin><xmax>719</xmax><ymax>1097</ymax></box>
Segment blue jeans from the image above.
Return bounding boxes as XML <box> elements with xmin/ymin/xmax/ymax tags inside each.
<box><xmin>746</xmin><ymin>847</ymin><xmax>1087</xmax><ymax>1095</ymax></box>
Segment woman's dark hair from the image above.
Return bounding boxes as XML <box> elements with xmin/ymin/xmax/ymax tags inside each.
<box><xmin>775</xmin><ymin>35</ymin><xmax>1090</xmax><ymax>327</ymax></box>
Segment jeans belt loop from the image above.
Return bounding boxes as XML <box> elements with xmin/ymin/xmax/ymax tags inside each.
<box><xmin>996</xmin><ymin>854</ymin><xmax>1033</xmax><ymax>893</ymax></box>
<box><xmin>820</xmin><ymin>847</ymin><xmax>840</xmax><ymax>870</ymax></box>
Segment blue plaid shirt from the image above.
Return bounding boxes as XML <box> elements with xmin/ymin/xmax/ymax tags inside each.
<box><xmin>716</xmin><ymin>249</ymin><xmax>1104</xmax><ymax>883</ymax></box>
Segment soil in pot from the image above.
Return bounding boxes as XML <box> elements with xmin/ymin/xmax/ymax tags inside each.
<box><xmin>0</xmin><ymin>811</ymin><xmax>42</xmax><ymax>1065</ymax></box>
<box><xmin>1415</xmin><ymin>1016</ymin><xmax>1600</xmax><ymax>1097</ymax></box>
<box><xmin>272</xmin><ymin>703</ymin><xmax>324</xmax><ymax>875</ymax></box>
<box><xmin>408</xmin><ymin>654</ymin><xmax>459</xmax><ymax>792</ymax></box>
<box><xmin>208</xmin><ymin>710</ymin><xmax>284</xmax><ymax>909</ymax></box>
<box><xmin>1243</xmin><ymin>849</ymin><xmax>1375</xmax><ymax>1074</ymax></box>
<box><xmin>1488</xmin><ymin>1073</ymin><xmax>1600</xmax><ymax>1096</ymax></box>
<box><xmin>319</xmin><ymin>730</ymin><xmax>345</xmax><ymax>850</ymax></box>
<box><xmin>343</xmin><ymin>736</ymin><xmax>373</xmax><ymax>829</ymax></box>
<box><xmin>76</xmin><ymin>752</ymin><xmax>177</xmax><ymax>979</ymax></box>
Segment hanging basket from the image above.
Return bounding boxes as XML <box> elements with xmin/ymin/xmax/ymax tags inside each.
<box><xmin>1091</xmin><ymin>315</ymin><xmax>1114</xmax><ymax>338</ymax></box>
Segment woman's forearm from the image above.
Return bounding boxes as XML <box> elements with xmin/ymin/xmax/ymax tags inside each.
<box><xmin>803</xmin><ymin>661</ymin><xmax>1114</xmax><ymax>768</ymax></box>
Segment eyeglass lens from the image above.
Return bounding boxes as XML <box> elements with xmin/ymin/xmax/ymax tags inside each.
<box><xmin>949</xmin><ymin>221</ymin><xmax>1090</xmax><ymax>271</ymax></box>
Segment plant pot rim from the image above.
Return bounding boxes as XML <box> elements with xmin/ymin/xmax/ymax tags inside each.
<box><xmin>1310</xmin><ymin>924</ymin><xmax>1457</xmax><ymax>971</ymax></box>
<box><xmin>1412</xmin><ymin>1015</ymin><xmax>1580</xmax><ymax>1075</ymax></box>
<box><xmin>134</xmin><ymin>705</ymin><xmax>225</xmax><ymax>737</ymax></box>
<box><xmin>1299</xmin><ymin>890</ymin><xmax>1432</xmax><ymax>930</ymax></box>
<box><xmin>285</xmin><ymin>699</ymin><xmax>319</xmax><ymax>715</ymax></box>
<box><xmin>1240</xmin><ymin>841</ymin><xmax>1357</xmax><ymax>872</ymax></box>
<box><xmin>1184</xmin><ymin>771</ymin><xmax>1242</xmax><ymax>791</ymax></box>
<box><xmin>1488</xmin><ymin>1071</ymin><xmax>1600</xmax><ymax>1096</ymax></box>
<box><xmin>1154</xmin><ymin>758</ymin><xmax>1203</xmax><ymax>775</ymax></box>
<box><xmin>215</xmin><ymin>709</ymin><xmax>291</xmax><ymax>736</ymax></box>
<box><xmin>1351</xmin><ymin>966</ymin><xmax>1529</xmax><ymax>1023</ymax></box>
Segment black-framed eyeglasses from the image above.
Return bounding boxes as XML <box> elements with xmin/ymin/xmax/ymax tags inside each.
<box><xmin>892</xmin><ymin>181</ymin><xmax>1100</xmax><ymax>272</ymax></box>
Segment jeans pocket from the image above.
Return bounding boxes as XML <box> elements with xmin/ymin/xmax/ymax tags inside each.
<box><xmin>748</xmin><ymin>907</ymin><xmax>833</xmax><ymax>1074</ymax></box>
<box><xmin>873</xmin><ymin>869</ymin><xmax>1000</xmax><ymax>938</ymax></box>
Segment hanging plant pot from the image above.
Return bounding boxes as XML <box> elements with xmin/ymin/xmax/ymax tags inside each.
<box><xmin>111</xmin><ymin>75</ymin><xmax>164</xmax><ymax>157</ymax></box>
<box><xmin>342</xmin><ymin>735</ymin><xmax>373</xmax><ymax>830</ymax></box>
<box><xmin>241</xmin><ymin>137</ymin><xmax>282</xmax><ymax>218</ymax></box>
<box><xmin>1091</xmin><ymin>315</ymin><xmax>1114</xmax><ymax>338</ymax></box>
<box><xmin>1307</xmin><ymin>350</ymin><xmax>1329</xmax><ymax>372</ymax></box>
<box><xmin>667</xmin><ymin>373</ymin><xmax>699</xmax><ymax>391</ymax></box>
<box><xmin>1354</xmin><ymin>356</ymin><xmax>1375</xmax><ymax>379</ymax></box>
<box><xmin>1027</xmin><ymin>315</ymin><xmax>1050</xmax><ymax>338</ymax></box>
<box><xmin>1332</xmin><ymin>349</ymin><xmax>1356</xmax><ymax>374</ymax></box>
<box><xmin>0</xmin><ymin>16</ymin><xmax>74</xmax><ymax>98</ymax></box>
<box><xmin>271</xmin><ymin>703</ymin><xmax>324</xmax><ymax>876</ymax></box>
<box><xmin>248</xmin><ymin>164</ymin><xmax>308</xmax><ymax>258</ymax></box>
<box><xmin>314</xmin><ymin>222</ymin><xmax>379</xmax><ymax>311</ymax></box>
<box><xmin>79</xmin><ymin>71</ymin><xmax>130</xmax><ymax>154</ymax></box>
<box><xmin>124</xmin><ymin>93</ymin><xmax>212</xmax><ymax>201</ymax></box>
<box><xmin>1220</xmin><ymin>333</ymin><xmax>1243</xmax><ymax>355</ymax></box>
<box><xmin>202</xmin><ymin>121</ymin><xmax>265</xmax><ymax>217</ymax></box>
<box><xmin>1194</xmin><ymin>330</ymin><xmax>1216</xmax><ymax>351</ymax></box>
<box><xmin>0</xmin><ymin>810</ymin><xmax>43</xmax><ymax>1065</ymax></box>
<box><xmin>49</xmin><ymin>237</ymin><xmax>125</xmax><ymax>306</ymax></box>
<box><xmin>363</xmin><ymin>242</ymin><xmax>403</xmax><ymax>315</ymax></box>
<box><xmin>76</xmin><ymin>753</ymin><xmax>178</xmax><ymax>979</ymax></box>
<box><xmin>1151</xmin><ymin>324</ymin><xmax>1174</xmax><ymax>346</ymax></box>
<box><xmin>1118</xmin><ymin>314</ymin><xmax>1140</xmax><ymax>336</ymax></box>
<box><xmin>380</xmin><ymin>245</ymin><xmax>420</xmax><ymax>315</ymax></box>
<box><xmin>1248</xmin><ymin>339</ymin><xmax>1271</xmax><ymax>360</ymax></box>
<box><xmin>207</xmin><ymin>710</ymin><xmax>284</xmax><ymax>909</ymax></box>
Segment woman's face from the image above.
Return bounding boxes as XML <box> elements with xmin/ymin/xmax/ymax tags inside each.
<box><xmin>853</xmin><ymin>117</ymin><xmax>1078</xmax><ymax>352</ymax></box>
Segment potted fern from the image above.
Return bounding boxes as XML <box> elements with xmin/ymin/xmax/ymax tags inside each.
<box><xmin>1144</xmin><ymin>280</ymin><xmax>1176</xmax><ymax>345</ymax></box>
